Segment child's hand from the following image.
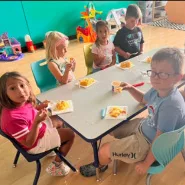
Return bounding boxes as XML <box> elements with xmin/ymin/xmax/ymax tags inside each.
<box><xmin>124</xmin><ymin>52</ymin><xmax>131</xmax><ymax>59</ymax></box>
<box><xmin>101</xmin><ymin>64</ymin><xmax>110</xmax><ymax>70</ymax></box>
<box><xmin>34</xmin><ymin>109</ymin><xmax>47</xmax><ymax>125</ymax></box>
<box><xmin>70</xmin><ymin>58</ymin><xmax>76</xmax><ymax>71</ymax></box>
<box><xmin>65</xmin><ymin>63</ymin><xmax>73</xmax><ymax>71</ymax></box>
<box><xmin>135</xmin><ymin>161</ymin><xmax>151</xmax><ymax>175</ymax></box>
<box><xmin>120</xmin><ymin>82</ymin><xmax>133</xmax><ymax>90</ymax></box>
<box><xmin>37</xmin><ymin>100</ymin><xmax>49</xmax><ymax>110</ymax></box>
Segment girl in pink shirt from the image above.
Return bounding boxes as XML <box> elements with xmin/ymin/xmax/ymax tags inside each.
<box><xmin>0</xmin><ymin>71</ymin><xmax>75</xmax><ymax>176</ymax></box>
<box><xmin>91</xmin><ymin>20</ymin><xmax>116</xmax><ymax>73</ymax></box>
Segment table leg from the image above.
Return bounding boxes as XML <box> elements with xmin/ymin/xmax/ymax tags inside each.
<box><xmin>91</xmin><ymin>141</ymin><xmax>100</xmax><ymax>181</ymax></box>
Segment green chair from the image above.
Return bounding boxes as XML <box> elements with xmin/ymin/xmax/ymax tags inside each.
<box><xmin>146</xmin><ymin>125</ymin><xmax>185</xmax><ymax>185</ymax></box>
<box><xmin>30</xmin><ymin>59</ymin><xmax>57</xmax><ymax>92</ymax></box>
<box><xmin>113</xmin><ymin>125</ymin><xmax>185</xmax><ymax>185</ymax></box>
<box><xmin>83</xmin><ymin>43</ymin><xmax>93</xmax><ymax>75</ymax></box>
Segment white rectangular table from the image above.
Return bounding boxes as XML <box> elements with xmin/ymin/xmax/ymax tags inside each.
<box><xmin>37</xmin><ymin>47</ymin><xmax>185</xmax><ymax>180</ymax></box>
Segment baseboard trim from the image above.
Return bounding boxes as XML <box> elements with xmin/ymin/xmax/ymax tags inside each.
<box><xmin>21</xmin><ymin>34</ymin><xmax>77</xmax><ymax>53</ymax></box>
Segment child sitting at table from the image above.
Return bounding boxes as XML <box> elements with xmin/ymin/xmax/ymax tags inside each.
<box><xmin>0</xmin><ymin>71</ymin><xmax>75</xmax><ymax>176</ymax></box>
<box><xmin>91</xmin><ymin>20</ymin><xmax>116</xmax><ymax>73</ymax></box>
<box><xmin>113</xmin><ymin>4</ymin><xmax>144</xmax><ymax>63</ymax></box>
<box><xmin>45</xmin><ymin>31</ymin><xmax>76</xmax><ymax>85</ymax></box>
<box><xmin>79</xmin><ymin>47</ymin><xmax>185</xmax><ymax>177</ymax></box>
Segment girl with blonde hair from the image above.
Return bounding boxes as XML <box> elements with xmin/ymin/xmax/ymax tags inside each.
<box><xmin>45</xmin><ymin>31</ymin><xmax>76</xmax><ymax>85</ymax></box>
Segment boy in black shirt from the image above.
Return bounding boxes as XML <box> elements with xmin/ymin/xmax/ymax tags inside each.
<box><xmin>113</xmin><ymin>4</ymin><xmax>144</xmax><ymax>63</ymax></box>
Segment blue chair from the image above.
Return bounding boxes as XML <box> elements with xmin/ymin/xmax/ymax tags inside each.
<box><xmin>0</xmin><ymin>128</ymin><xmax>77</xmax><ymax>185</ymax></box>
<box><xmin>113</xmin><ymin>125</ymin><xmax>185</xmax><ymax>185</ymax></box>
<box><xmin>30</xmin><ymin>59</ymin><xmax>57</xmax><ymax>92</ymax></box>
<box><xmin>109</xmin><ymin>34</ymin><xmax>119</xmax><ymax>64</ymax></box>
<box><xmin>146</xmin><ymin>125</ymin><xmax>185</xmax><ymax>185</ymax></box>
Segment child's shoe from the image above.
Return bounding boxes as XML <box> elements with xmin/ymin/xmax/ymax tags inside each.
<box><xmin>80</xmin><ymin>162</ymin><xmax>108</xmax><ymax>177</ymax></box>
<box><xmin>46</xmin><ymin>161</ymin><xmax>70</xmax><ymax>176</ymax></box>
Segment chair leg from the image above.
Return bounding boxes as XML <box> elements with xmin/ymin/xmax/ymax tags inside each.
<box><xmin>54</xmin><ymin>149</ymin><xmax>77</xmax><ymax>172</ymax></box>
<box><xmin>181</xmin><ymin>149</ymin><xmax>185</xmax><ymax>162</ymax></box>
<box><xmin>13</xmin><ymin>151</ymin><xmax>20</xmax><ymax>168</ymax></box>
<box><xmin>146</xmin><ymin>174</ymin><xmax>152</xmax><ymax>185</ymax></box>
<box><xmin>33</xmin><ymin>160</ymin><xmax>41</xmax><ymax>185</ymax></box>
<box><xmin>113</xmin><ymin>160</ymin><xmax>118</xmax><ymax>175</ymax></box>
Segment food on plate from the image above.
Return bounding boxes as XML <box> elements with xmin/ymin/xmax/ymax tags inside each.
<box><xmin>79</xmin><ymin>78</ymin><xmax>95</xmax><ymax>86</ymax></box>
<box><xmin>120</xmin><ymin>61</ymin><xmax>132</xmax><ymax>68</ymax></box>
<box><xmin>109</xmin><ymin>107</ymin><xmax>127</xmax><ymax>118</ymax></box>
<box><xmin>54</xmin><ymin>101</ymin><xmax>70</xmax><ymax>111</ymax></box>
<box><xmin>146</xmin><ymin>57</ymin><xmax>152</xmax><ymax>63</ymax></box>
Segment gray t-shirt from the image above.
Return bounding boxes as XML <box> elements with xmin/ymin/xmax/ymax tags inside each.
<box><xmin>141</xmin><ymin>87</ymin><xmax>185</xmax><ymax>143</ymax></box>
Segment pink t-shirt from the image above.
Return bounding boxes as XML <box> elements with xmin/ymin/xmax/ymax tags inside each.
<box><xmin>1</xmin><ymin>103</ymin><xmax>46</xmax><ymax>151</ymax></box>
<box><xmin>91</xmin><ymin>41</ymin><xmax>115</xmax><ymax>69</ymax></box>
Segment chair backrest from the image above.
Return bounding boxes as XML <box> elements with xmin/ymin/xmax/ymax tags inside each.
<box><xmin>152</xmin><ymin>125</ymin><xmax>185</xmax><ymax>167</ymax></box>
<box><xmin>0</xmin><ymin>128</ymin><xmax>54</xmax><ymax>162</ymax></box>
<box><xmin>83</xmin><ymin>43</ymin><xmax>93</xmax><ymax>75</ymax></box>
<box><xmin>0</xmin><ymin>128</ymin><xmax>30</xmax><ymax>159</ymax></box>
<box><xmin>30</xmin><ymin>59</ymin><xmax>57</xmax><ymax>92</ymax></box>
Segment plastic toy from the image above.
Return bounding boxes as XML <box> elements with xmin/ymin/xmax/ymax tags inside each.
<box><xmin>80</xmin><ymin>2</ymin><xmax>102</xmax><ymax>19</ymax></box>
<box><xmin>25</xmin><ymin>34</ymin><xmax>36</xmax><ymax>52</ymax></box>
<box><xmin>76</xmin><ymin>2</ymin><xmax>102</xmax><ymax>43</ymax></box>
<box><xmin>0</xmin><ymin>32</ymin><xmax>23</xmax><ymax>62</ymax></box>
<box><xmin>106</xmin><ymin>8</ymin><xmax>127</xmax><ymax>31</ymax></box>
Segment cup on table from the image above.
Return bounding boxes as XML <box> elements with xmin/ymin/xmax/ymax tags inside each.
<box><xmin>111</xmin><ymin>81</ymin><xmax>122</xmax><ymax>93</ymax></box>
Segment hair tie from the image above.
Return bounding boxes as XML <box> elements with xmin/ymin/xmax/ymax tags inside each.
<box><xmin>56</xmin><ymin>36</ymin><xmax>69</xmax><ymax>47</ymax></box>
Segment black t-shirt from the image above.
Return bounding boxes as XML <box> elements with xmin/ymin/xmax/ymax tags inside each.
<box><xmin>113</xmin><ymin>26</ymin><xmax>144</xmax><ymax>62</ymax></box>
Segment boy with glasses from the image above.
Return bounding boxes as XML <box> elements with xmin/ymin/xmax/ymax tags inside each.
<box><xmin>80</xmin><ymin>47</ymin><xmax>185</xmax><ymax>177</ymax></box>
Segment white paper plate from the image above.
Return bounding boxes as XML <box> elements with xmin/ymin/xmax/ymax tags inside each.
<box><xmin>48</xmin><ymin>100</ymin><xmax>73</xmax><ymax>115</ymax></box>
<box><xmin>75</xmin><ymin>79</ymin><xmax>97</xmax><ymax>88</ymax></box>
<box><xmin>116</xmin><ymin>63</ymin><xmax>135</xmax><ymax>70</ymax></box>
<box><xmin>104</xmin><ymin>106</ymin><xmax>128</xmax><ymax>120</ymax></box>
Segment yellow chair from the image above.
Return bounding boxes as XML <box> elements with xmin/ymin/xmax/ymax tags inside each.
<box><xmin>83</xmin><ymin>43</ymin><xmax>93</xmax><ymax>75</ymax></box>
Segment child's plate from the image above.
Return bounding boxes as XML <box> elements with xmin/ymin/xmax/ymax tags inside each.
<box><xmin>48</xmin><ymin>100</ymin><xmax>74</xmax><ymax>115</ymax></box>
<box><xmin>75</xmin><ymin>78</ymin><xmax>97</xmax><ymax>88</ymax></box>
<box><xmin>104</xmin><ymin>106</ymin><xmax>128</xmax><ymax>120</ymax></box>
<box><xmin>116</xmin><ymin>63</ymin><xmax>135</xmax><ymax>70</ymax></box>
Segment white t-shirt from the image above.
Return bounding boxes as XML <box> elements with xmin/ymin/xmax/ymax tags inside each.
<box><xmin>91</xmin><ymin>41</ymin><xmax>115</xmax><ymax>69</ymax></box>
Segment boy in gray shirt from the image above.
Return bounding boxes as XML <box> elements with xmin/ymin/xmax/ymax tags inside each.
<box><xmin>80</xmin><ymin>47</ymin><xmax>185</xmax><ymax>177</ymax></box>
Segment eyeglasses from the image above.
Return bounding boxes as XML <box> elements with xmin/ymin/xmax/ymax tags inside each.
<box><xmin>146</xmin><ymin>70</ymin><xmax>176</xmax><ymax>79</ymax></box>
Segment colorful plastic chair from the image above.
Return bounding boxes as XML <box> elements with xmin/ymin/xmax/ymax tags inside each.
<box><xmin>83</xmin><ymin>43</ymin><xmax>93</xmax><ymax>75</ymax></box>
<box><xmin>146</xmin><ymin>125</ymin><xmax>185</xmax><ymax>185</ymax></box>
<box><xmin>30</xmin><ymin>59</ymin><xmax>57</xmax><ymax>92</ymax></box>
<box><xmin>113</xmin><ymin>125</ymin><xmax>185</xmax><ymax>185</ymax></box>
<box><xmin>0</xmin><ymin>128</ymin><xmax>77</xmax><ymax>185</ymax></box>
